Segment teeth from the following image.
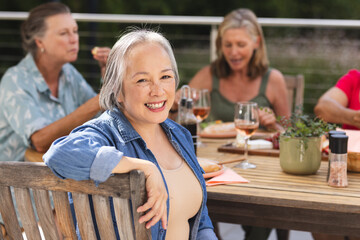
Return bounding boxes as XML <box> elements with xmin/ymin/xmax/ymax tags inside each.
<box><xmin>146</xmin><ymin>102</ymin><xmax>165</xmax><ymax>109</ymax></box>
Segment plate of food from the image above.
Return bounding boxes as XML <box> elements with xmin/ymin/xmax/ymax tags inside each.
<box><xmin>198</xmin><ymin>157</ymin><xmax>225</xmax><ymax>178</ymax></box>
<box><xmin>200</xmin><ymin>121</ymin><xmax>279</xmax><ymax>139</ymax></box>
<box><xmin>200</xmin><ymin>122</ymin><xmax>237</xmax><ymax>139</ymax></box>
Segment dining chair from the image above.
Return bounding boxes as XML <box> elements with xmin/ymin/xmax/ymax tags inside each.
<box><xmin>284</xmin><ymin>74</ymin><xmax>305</xmax><ymax>113</ymax></box>
<box><xmin>0</xmin><ymin>161</ymin><xmax>151</xmax><ymax>240</ymax></box>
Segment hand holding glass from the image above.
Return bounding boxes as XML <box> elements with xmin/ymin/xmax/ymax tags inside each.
<box><xmin>234</xmin><ymin>102</ymin><xmax>259</xmax><ymax>169</ymax></box>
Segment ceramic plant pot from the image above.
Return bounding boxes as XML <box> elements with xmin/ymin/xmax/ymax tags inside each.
<box><xmin>279</xmin><ymin>135</ymin><xmax>322</xmax><ymax>175</ymax></box>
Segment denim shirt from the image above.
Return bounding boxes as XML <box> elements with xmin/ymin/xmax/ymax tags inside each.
<box><xmin>44</xmin><ymin>108</ymin><xmax>217</xmax><ymax>240</ymax></box>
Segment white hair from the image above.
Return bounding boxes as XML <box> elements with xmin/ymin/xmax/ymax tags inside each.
<box><xmin>99</xmin><ymin>29</ymin><xmax>180</xmax><ymax>110</ymax></box>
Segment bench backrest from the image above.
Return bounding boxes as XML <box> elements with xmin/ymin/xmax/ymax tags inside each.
<box><xmin>0</xmin><ymin>161</ymin><xmax>151</xmax><ymax>240</ymax></box>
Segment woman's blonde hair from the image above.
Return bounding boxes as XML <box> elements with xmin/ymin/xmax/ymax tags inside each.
<box><xmin>211</xmin><ymin>8</ymin><xmax>269</xmax><ymax>80</ymax></box>
<box><xmin>99</xmin><ymin>29</ymin><xmax>180</xmax><ymax>110</ymax></box>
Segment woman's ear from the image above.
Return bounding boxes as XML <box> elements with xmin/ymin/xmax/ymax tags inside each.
<box><xmin>117</xmin><ymin>92</ymin><xmax>124</xmax><ymax>104</ymax></box>
<box><xmin>35</xmin><ymin>38</ymin><xmax>44</xmax><ymax>50</ymax></box>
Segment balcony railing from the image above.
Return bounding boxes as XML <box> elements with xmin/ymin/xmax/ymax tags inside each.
<box><xmin>1</xmin><ymin>12</ymin><xmax>360</xmax><ymax>113</ymax></box>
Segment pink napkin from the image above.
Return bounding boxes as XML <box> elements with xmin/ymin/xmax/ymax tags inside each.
<box><xmin>206</xmin><ymin>168</ymin><xmax>249</xmax><ymax>186</ymax></box>
<box><xmin>338</xmin><ymin>128</ymin><xmax>360</xmax><ymax>152</ymax></box>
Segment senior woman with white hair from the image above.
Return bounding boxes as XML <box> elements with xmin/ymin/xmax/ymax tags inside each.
<box><xmin>44</xmin><ymin>29</ymin><xmax>217</xmax><ymax>240</ymax></box>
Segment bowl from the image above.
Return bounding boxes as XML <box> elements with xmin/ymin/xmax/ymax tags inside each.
<box><xmin>347</xmin><ymin>152</ymin><xmax>360</xmax><ymax>172</ymax></box>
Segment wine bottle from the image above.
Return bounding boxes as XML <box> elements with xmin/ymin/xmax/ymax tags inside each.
<box><xmin>182</xmin><ymin>98</ymin><xmax>198</xmax><ymax>155</ymax></box>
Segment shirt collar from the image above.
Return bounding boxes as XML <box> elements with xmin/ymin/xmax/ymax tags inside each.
<box><xmin>109</xmin><ymin>108</ymin><xmax>176</xmax><ymax>143</ymax></box>
<box><xmin>23</xmin><ymin>53</ymin><xmax>65</xmax><ymax>94</ymax></box>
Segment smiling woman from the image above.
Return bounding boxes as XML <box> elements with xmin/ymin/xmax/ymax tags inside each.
<box><xmin>118</xmin><ymin>43</ymin><xmax>176</xmax><ymax>127</ymax></box>
<box><xmin>44</xmin><ymin>29</ymin><xmax>218</xmax><ymax>240</ymax></box>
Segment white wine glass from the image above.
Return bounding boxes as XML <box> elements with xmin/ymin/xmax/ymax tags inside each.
<box><xmin>234</xmin><ymin>102</ymin><xmax>259</xmax><ymax>169</ymax></box>
<box><xmin>191</xmin><ymin>88</ymin><xmax>211</xmax><ymax>147</ymax></box>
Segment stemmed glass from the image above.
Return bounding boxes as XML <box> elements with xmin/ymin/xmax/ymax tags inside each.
<box><xmin>234</xmin><ymin>102</ymin><xmax>259</xmax><ymax>169</ymax></box>
<box><xmin>191</xmin><ymin>88</ymin><xmax>211</xmax><ymax>147</ymax></box>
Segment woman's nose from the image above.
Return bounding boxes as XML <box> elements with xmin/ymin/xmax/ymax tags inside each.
<box><xmin>150</xmin><ymin>82</ymin><xmax>165</xmax><ymax>96</ymax></box>
<box><xmin>70</xmin><ymin>32</ymin><xmax>78</xmax><ymax>43</ymax></box>
<box><xmin>230</xmin><ymin>46</ymin><xmax>238</xmax><ymax>55</ymax></box>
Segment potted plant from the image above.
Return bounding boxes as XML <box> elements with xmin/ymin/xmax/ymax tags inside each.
<box><xmin>278</xmin><ymin>109</ymin><xmax>336</xmax><ymax>175</ymax></box>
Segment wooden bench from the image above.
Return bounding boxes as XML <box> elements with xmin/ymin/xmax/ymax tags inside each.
<box><xmin>0</xmin><ymin>161</ymin><xmax>151</xmax><ymax>240</ymax></box>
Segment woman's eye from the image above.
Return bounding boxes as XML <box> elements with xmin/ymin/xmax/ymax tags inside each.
<box><xmin>136</xmin><ymin>79</ymin><xmax>146</xmax><ymax>83</ymax></box>
<box><xmin>161</xmin><ymin>75</ymin><xmax>172</xmax><ymax>80</ymax></box>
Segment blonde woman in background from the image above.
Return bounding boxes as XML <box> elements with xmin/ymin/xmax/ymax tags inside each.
<box><xmin>171</xmin><ymin>8</ymin><xmax>290</xmax><ymax>240</ymax></box>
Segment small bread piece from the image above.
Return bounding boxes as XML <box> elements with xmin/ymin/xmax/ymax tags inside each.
<box><xmin>203</xmin><ymin>122</ymin><xmax>235</xmax><ymax>134</ymax></box>
<box><xmin>91</xmin><ymin>47</ymin><xmax>99</xmax><ymax>55</ymax></box>
<box><xmin>198</xmin><ymin>158</ymin><xmax>221</xmax><ymax>173</ymax></box>
<box><xmin>203</xmin><ymin>164</ymin><xmax>221</xmax><ymax>173</ymax></box>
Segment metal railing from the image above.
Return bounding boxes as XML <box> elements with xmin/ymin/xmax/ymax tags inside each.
<box><xmin>3</xmin><ymin>11</ymin><xmax>360</xmax><ymax>27</ymax></box>
<box><xmin>2</xmin><ymin>12</ymin><xmax>360</xmax><ymax>60</ymax></box>
<box><xmin>1</xmin><ymin>12</ymin><xmax>360</xmax><ymax>113</ymax></box>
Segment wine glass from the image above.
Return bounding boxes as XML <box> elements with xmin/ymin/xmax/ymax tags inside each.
<box><xmin>234</xmin><ymin>102</ymin><xmax>259</xmax><ymax>169</ymax></box>
<box><xmin>191</xmin><ymin>88</ymin><xmax>211</xmax><ymax>147</ymax></box>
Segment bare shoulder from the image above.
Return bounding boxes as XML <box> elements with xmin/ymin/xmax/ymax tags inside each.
<box><xmin>268</xmin><ymin>68</ymin><xmax>286</xmax><ymax>87</ymax></box>
<box><xmin>266</xmin><ymin>68</ymin><xmax>290</xmax><ymax>116</ymax></box>
<box><xmin>189</xmin><ymin>65</ymin><xmax>212</xmax><ymax>90</ymax></box>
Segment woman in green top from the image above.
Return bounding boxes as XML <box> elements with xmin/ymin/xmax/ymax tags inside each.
<box><xmin>180</xmin><ymin>8</ymin><xmax>290</xmax><ymax>130</ymax></box>
<box><xmin>172</xmin><ymin>8</ymin><xmax>291</xmax><ymax>240</ymax></box>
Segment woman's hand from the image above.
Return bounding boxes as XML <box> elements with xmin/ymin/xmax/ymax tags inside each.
<box><xmin>258</xmin><ymin>107</ymin><xmax>282</xmax><ymax>131</ymax></box>
<box><xmin>91</xmin><ymin>47</ymin><xmax>111</xmax><ymax>78</ymax></box>
<box><xmin>137</xmin><ymin>164</ymin><xmax>168</xmax><ymax>229</ymax></box>
<box><xmin>112</xmin><ymin>157</ymin><xmax>168</xmax><ymax>229</ymax></box>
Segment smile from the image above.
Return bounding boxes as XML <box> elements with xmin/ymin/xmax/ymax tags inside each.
<box><xmin>145</xmin><ymin>101</ymin><xmax>166</xmax><ymax>109</ymax></box>
<box><xmin>230</xmin><ymin>58</ymin><xmax>242</xmax><ymax>64</ymax></box>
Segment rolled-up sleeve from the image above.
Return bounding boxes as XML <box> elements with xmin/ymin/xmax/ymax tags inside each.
<box><xmin>90</xmin><ymin>146</ymin><xmax>123</xmax><ymax>183</ymax></box>
<box><xmin>44</xmin><ymin>126</ymin><xmax>122</xmax><ymax>183</ymax></box>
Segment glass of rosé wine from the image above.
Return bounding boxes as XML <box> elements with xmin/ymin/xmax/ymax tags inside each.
<box><xmin>234</xmin><ymin>102</ymin><xmax>259</xmax><ymax>169</ymax></box>
<box><xmin>191</xmin><ymin>88</ymin><xmax>211</xmax><ymax>147</ymax></box>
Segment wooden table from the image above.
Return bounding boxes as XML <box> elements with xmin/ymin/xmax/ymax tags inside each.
<box><xmin>24</xmin><ymin>148</ymin><xmax>44</xmax><ymax>162</ymax></box>
<box><xmin>198</xmin><ymin>138</ymin><xmax>360</xmax><ymax>237</ymax></box>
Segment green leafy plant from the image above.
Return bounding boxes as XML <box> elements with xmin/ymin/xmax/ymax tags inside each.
<box><xmin>277</xmin><ymin>107</ymin><xmax>336</xmax><ymax>152</ymax></box>
<box><xmin>278</xmin><ymin>106</ymin><xmax>336</xmax><ymax>138</ymax></box>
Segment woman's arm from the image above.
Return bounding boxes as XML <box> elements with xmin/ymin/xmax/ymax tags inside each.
<box><xmin>314</xmin><ymin>87</ymin><xmax>360</xmax><ymax>127</ymax></box>
<box><xmin>91</xmin><ymin>47</ymin><xmax>111</xmax><ymax>78</ymax></box>
<box><xmin>31</xmin><ymin>95</ymin><xmax>101</xmax><ymax>152</ymax></box>
<box><xmin>264</xmin><ymin>69</ymin><xmax>290</xmax><ymax>130</ymax></box>
<box><xmin>188</xmin><ymin>66</ymin><xmax>213</xmax><ymax>90</ymax></box>
<box><xmin>112</xmin><ymin>156</ymin><xmax>168</xmax><ymax>230</ymax></box>
<box><xmin>44</xmin><ymin>126</ymin><xmax>168</xmax><ymax>230</ymax></box>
